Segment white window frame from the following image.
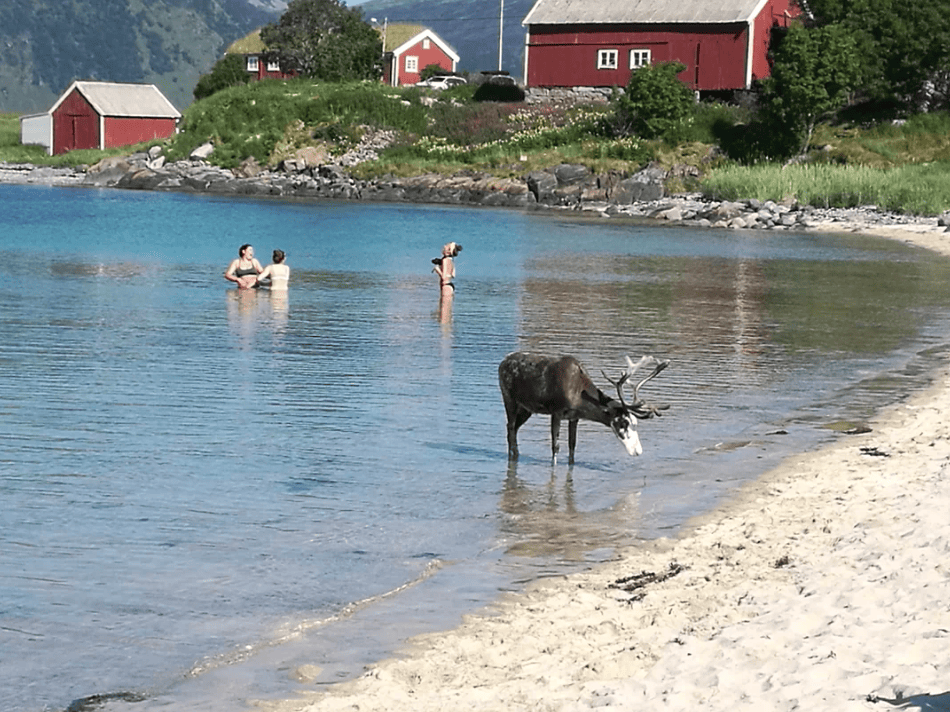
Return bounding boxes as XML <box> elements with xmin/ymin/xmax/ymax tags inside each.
<box><xmin>423</xmin><ymin>38</ymin><xmax>431</xmax><ymax>50</ymax></box>
<box><xmin>405</xmin><ymin>55</ymin><xmax>419</xmax><ymax>73</ymax></box>
<box><xmin>630</xmin><ymin>49</ymin><xmax>651</xmax><ymax>69</ymax></box>
<box><xmin>596</xmin><ymin>49</ymin><xmax>618</xmax><ymax>70</ymax></box>
<box><xmin>266</xmin><ymin>59</ymin><xmax>281</xmax><ymax>72</ymax></box>
<box><xmin>246</xmin><ymin>56</ymin><xmax>259</xmax><ymax>72</ymax></box>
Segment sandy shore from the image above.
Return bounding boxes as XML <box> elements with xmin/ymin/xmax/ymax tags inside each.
<box><xmin>254</xmin><ymin>220</ymin><xmax>950</xmax><ymax>712</ymax></box>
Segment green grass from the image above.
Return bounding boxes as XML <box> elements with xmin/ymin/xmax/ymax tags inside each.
<box><xmin>813</xmin><ymin>112</ymin><xmax>950</xmax><ymax>168</ymax></box>
<box><xmin>165</xmin><ymin>79</ymin><xmax>432</xmax><ymax>168</ymax></box>
<box><xmin>7</xmin><ymin>82</ymin><xmax>950</xmax><ymax>216</ymax></box>
<box><xmin>701</xmin><ymin>161</ymin><xmax>950</xmax><ymax>215</ymax></box>
<box><xmin>0</xmin><ymin>111</ymin><xmax>160</xmax><ymax>166</ymax></box>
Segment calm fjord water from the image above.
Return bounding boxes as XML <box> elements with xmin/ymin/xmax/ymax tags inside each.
<box><xmin>3</xmin><ymin>184</ymin><xmax>950</xmax><ymax>712</ymax></box>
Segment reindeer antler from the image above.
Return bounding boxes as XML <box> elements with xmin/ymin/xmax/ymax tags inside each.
<box><xmin>621</xmin><ymin>355</ymin><xmax>671</xmax><ymax>418</ymax></box>
<box><xmin>601</xmin><ymin>370</ymin><xmax>631</xmax><ymax>409</ymax></box>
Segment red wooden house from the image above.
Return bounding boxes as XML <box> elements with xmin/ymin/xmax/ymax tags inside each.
<box><xmin>521</xmin><ymin>0</ymin><xmax>799</xmax><ymax>92</ymax></box>
<box><xmin>226</xmin><ymin>29</ymin><xmax>298</xmax><ymax>81</ymax></box>
<box><xmin>49</xmin><ymin>81</ymin><xmax>181</xmax><ymax>155</ymax></box>
<box><xmin>381</xmin><ymin>24</ymin><xmax>460</xmax><ymax>86</ymax></box>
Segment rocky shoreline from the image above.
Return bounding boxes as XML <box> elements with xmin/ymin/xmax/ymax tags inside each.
<box><xmin>3</xmin><ymin>152</ymin><xmax>948</xmax><ymax>236</ymax></box>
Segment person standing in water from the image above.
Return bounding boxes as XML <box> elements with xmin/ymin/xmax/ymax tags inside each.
<box><xmin>433</xmin><ymin>242</ymin><xmax>461</xmax><ymax>324</ymax></box>
<box><xmin>258</xmin><ymin>249</ymin><xmax>290</xmax><ymax>291</ymax></box>
<box><xmin>224</xmin><ymin>244</ymin><xmax>263</xmax><ymax>289</ymax></box>
<box><xmin>432</xmin><ymin>242</ymin><xmax>461</xmax><ymax>297</ymax></box>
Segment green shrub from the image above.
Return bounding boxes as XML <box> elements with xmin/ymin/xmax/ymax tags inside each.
<box><xmin>473</xmin><ymin>81</ymin><xmax>525</xmax><ymax>103</ymax></box>
<box><xmin>193</xmin><ymin>54</ymin><xmax>251</xmax><ymax>100</ymax></box>
<box><xmin>420</xmin><ymin>64</ymin><xmax>444</xmax><ymax>81</ymax></box>
<box><xmin>609</xmin><ymin>62</ymin><xmax>695</xmax><ymax>140</ymax></box>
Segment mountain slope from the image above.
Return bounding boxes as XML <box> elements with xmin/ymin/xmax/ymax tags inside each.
<box><xmin>358</xmin><ymin>0</ymin><xmax>536</xmax><ymax>77</ymax></box>
<box><xmin>0</xmin><ymin>0</ymin><xmax>280</xmax><ymax>113</ymax></box>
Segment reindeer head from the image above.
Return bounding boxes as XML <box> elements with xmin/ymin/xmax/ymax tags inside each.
<box><xmin>603</xmin><ymin>356</ymin><xmax>670</xmax><ymax>456</ymax></box>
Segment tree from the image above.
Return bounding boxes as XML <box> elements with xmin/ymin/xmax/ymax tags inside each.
<box><xmin>260</xmin><ymin>0</ymin><xmax>381</xmax><ymax>82</ymax></box>
<box><xmin>800</xmin><ymin>0</ymin><xmax>950</xmax><ymax>111</ymax></box>
<box><xmin>760</xmin><ymin>23</ymin><xmax>862</xmax><ymax>158</ymax></box>
<box><xmin>609</xmin><ymin>62</ymin><xmax>695</xmax><ymax>140</ymax></box>
<box><xmin>193</xmin><ymin>54</ymin><xmax>250</xmax><ymax>100</ymax></box>
<box><xmin>420</xmin><ymin>64</ymin><xmax>446</xmax><ymax>81</ymax></box>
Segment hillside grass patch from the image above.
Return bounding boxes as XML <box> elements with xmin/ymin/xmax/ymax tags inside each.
<box><xmin>165</xmin><ymin>79</ymin><xmax>430</xmax><ymax>168</ymax></box>
<box><xmin>702</xmin><ymin>161</ymin><xmax>950</xmax><ymax>215</ymax></box>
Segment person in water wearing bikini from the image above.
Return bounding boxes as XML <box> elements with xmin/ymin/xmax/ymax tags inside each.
<box><xmin>432</xmin><ymin>241</ymin><xmax>461</xmax><ymax>297</ymax></box>
<box><xmin>257</xmin><ymin>249</ymin><xmax>289</xmax><ymax>291</ymax></box>
<box><xmin>224</xmin><ymin>244</ymin><xmax>263</xmax><ymax>289</ymax></box>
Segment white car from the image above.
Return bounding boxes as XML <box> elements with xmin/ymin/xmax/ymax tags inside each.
<box><xmin>415</xmin><ymin>76</ymin><xmax>467</xmax><ymax>90</ymax></box>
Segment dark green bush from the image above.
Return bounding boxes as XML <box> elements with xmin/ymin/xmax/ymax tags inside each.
<box><xmin>473</xmin><ymin>82</ymin><xmax>525</xmax><ymax>103</ymax></box>
<box><xmin>193</xmin><ymin>54</ymin><xmax>251</xmax><ymax>100</ymax></box>
<box><xmin>609</xmin><ymin>62</ymin><xmax>695</xmax><ymax>140</ymax></box>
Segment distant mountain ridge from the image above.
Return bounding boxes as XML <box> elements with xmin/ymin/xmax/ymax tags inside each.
<box><xmin>0</xmin><ymin>0</ymin><xmax>280</xmax><ymax>113</ymax></box>
<box><xmin>0</xmin><ymin>0</ymin><xmax>534</xmax><ymax>116</ymax></box>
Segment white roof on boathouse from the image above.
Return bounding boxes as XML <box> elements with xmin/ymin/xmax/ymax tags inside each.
<box><xmin>50</xmin><ymin>81</ymin><xmax>181</xmax><ymax>119</ymax></box>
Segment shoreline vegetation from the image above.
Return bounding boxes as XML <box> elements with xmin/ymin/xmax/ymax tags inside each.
<box><xmin>5</xmin><ymin>80</ymin><xmax>950</xmax><ymax>217</ymax></box>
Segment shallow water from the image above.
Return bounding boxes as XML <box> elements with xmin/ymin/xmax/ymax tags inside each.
<box><xmin>2</xmin><ymin>185</ymin><xmax>950</xmax><ymax>712</ymax></box>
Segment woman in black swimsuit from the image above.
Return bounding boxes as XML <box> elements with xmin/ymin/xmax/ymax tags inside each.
<box><xmin>224</xmin><ymin>243</ymin><xmax>263</xmax><ymax>289</ymax></box>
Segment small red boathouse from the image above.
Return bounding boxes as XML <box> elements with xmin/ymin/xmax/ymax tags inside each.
<box><xmin>50</xmin><ymin>81</ymin><xmax>181</xmax><ymax>155</ymax></box>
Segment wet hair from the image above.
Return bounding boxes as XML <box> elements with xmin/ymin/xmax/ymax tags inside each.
<box><xmin>272</xmin><ymin>249</ymin><xmax>285</xmax><ymax>264</ymax></box>
<box><xmin>239</xmin><ymin>243</ymin><xmax>252</xmax><ymax>257</ymax></box>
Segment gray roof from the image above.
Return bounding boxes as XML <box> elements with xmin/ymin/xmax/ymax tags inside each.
<box><xmin>52</xmin><ymin>81</ymin><xmax>181</xmax><ymax>118</ymax></box>
<box><xmin>523</xmin><ymin>0</ymin><xmax>769</xmax><ymax>25</ymax></box>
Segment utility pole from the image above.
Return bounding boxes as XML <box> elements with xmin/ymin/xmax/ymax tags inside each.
<box><xmin>498</xmin><ymin>0</ymin><xmax>504</xmax><ymax>71</ymax></box>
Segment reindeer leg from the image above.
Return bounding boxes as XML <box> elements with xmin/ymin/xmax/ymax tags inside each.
<box><xmin>550</xmin><ymin>415</ymin><xmax>561</xmax><ymax>464</ymax></box>
<box><xmin>506</xmin><ymin>405</ymin><xmax>532</xmax><ymax>460</ymax></box>
<box><xmin>568</xmin><ymin>419</ymin><xmax>578</xmax><ymax>464</ymax></box>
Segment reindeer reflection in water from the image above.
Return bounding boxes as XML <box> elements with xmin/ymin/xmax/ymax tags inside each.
<box><xmin>498</xmin><ymin>352</ymin><xmax>670</xmax><ymax>464</ymax></box>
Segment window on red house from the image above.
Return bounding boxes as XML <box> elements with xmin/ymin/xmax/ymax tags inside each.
<box><xmin>597</xmin><ymin>49</ymin><xmax>618</xmax><ymax>69</ymax></box>
<box><xmin>630</xmin><ymin>49</ymin><xmax>651</xmax><ymax>69</ymax></box>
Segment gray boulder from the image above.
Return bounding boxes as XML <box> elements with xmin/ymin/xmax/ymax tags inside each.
<box><xmin>525</xmin><ymin>171</ymin><xmax>558</xmax><ymax>203</ymax></box>
<box><xmin>554</xmin><ymin>163</ymin><xmax>590</xmax><ymax>186</ymax></box>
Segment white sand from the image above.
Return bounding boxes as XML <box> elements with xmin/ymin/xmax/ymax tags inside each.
<box><xmin>261</xmin><ymin>221</ymin><xmax>950</xmax><ymax>712</ymax></box>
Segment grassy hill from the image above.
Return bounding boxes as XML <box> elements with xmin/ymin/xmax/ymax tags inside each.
<box><xmin>0</xmin><ymin>0</ymin><xmax>279</xmax><ymax>113</ymax></box>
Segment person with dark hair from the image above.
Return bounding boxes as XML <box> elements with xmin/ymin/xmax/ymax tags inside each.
<box><xmin>224</xmin><ymin>244</ymin><xmax>263</xmax><ymax>289</ymax></box>
<box><xmin>258</xmin><ymin>249</ymin><xmax>290</xmax><ymax>291</ymax></box>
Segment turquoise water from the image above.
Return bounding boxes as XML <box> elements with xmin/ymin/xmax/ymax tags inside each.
<box><xmin>3</xmin><ymin>184</ymin><xmax>950</xmax><ymax>712</ymax></box>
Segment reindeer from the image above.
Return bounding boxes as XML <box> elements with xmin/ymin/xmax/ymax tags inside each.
<box><xmin>498</xmin><ymin>352</ymin><xmax>669</xmax><ymax>464</ymax></box>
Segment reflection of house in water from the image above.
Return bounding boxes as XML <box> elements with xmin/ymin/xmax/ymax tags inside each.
<box><xmin>512</xmin><ymin>250</ymin><xmax>770</xmax><ymax>396</ymax></box>
<box><xmin>668</xmin><ymin>257</ymin><xmax>770</xmax><ymax>370</ymax></box>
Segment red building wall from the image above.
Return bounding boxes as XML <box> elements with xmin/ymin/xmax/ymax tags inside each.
<box><xmin>526</xmin><ymin>0</ymin><xmax>797</xmax><ymax>91</ymax></box>
<box><xmin>243</xmin><ymin>55</ymin><xmax>297</xmax><ymax>82</ymax></box>
<box><xmin>103</xmin><ymin>117</ymin><xmax>177</xmax><ymax>149</ymax></box>
<box><xmin>52</xmin><ymin>89</ymin><xmax>99</xmax><ymax>155</ymax></box>
<box><xmin>752</xmin><ymin>0</ymin><xmax>796</xmax><ymax>80</ymax></box>
<box><xmin>395</xmin><ymin>39</ymin><xmax>454</xmax><ymax>85</ymax></box>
